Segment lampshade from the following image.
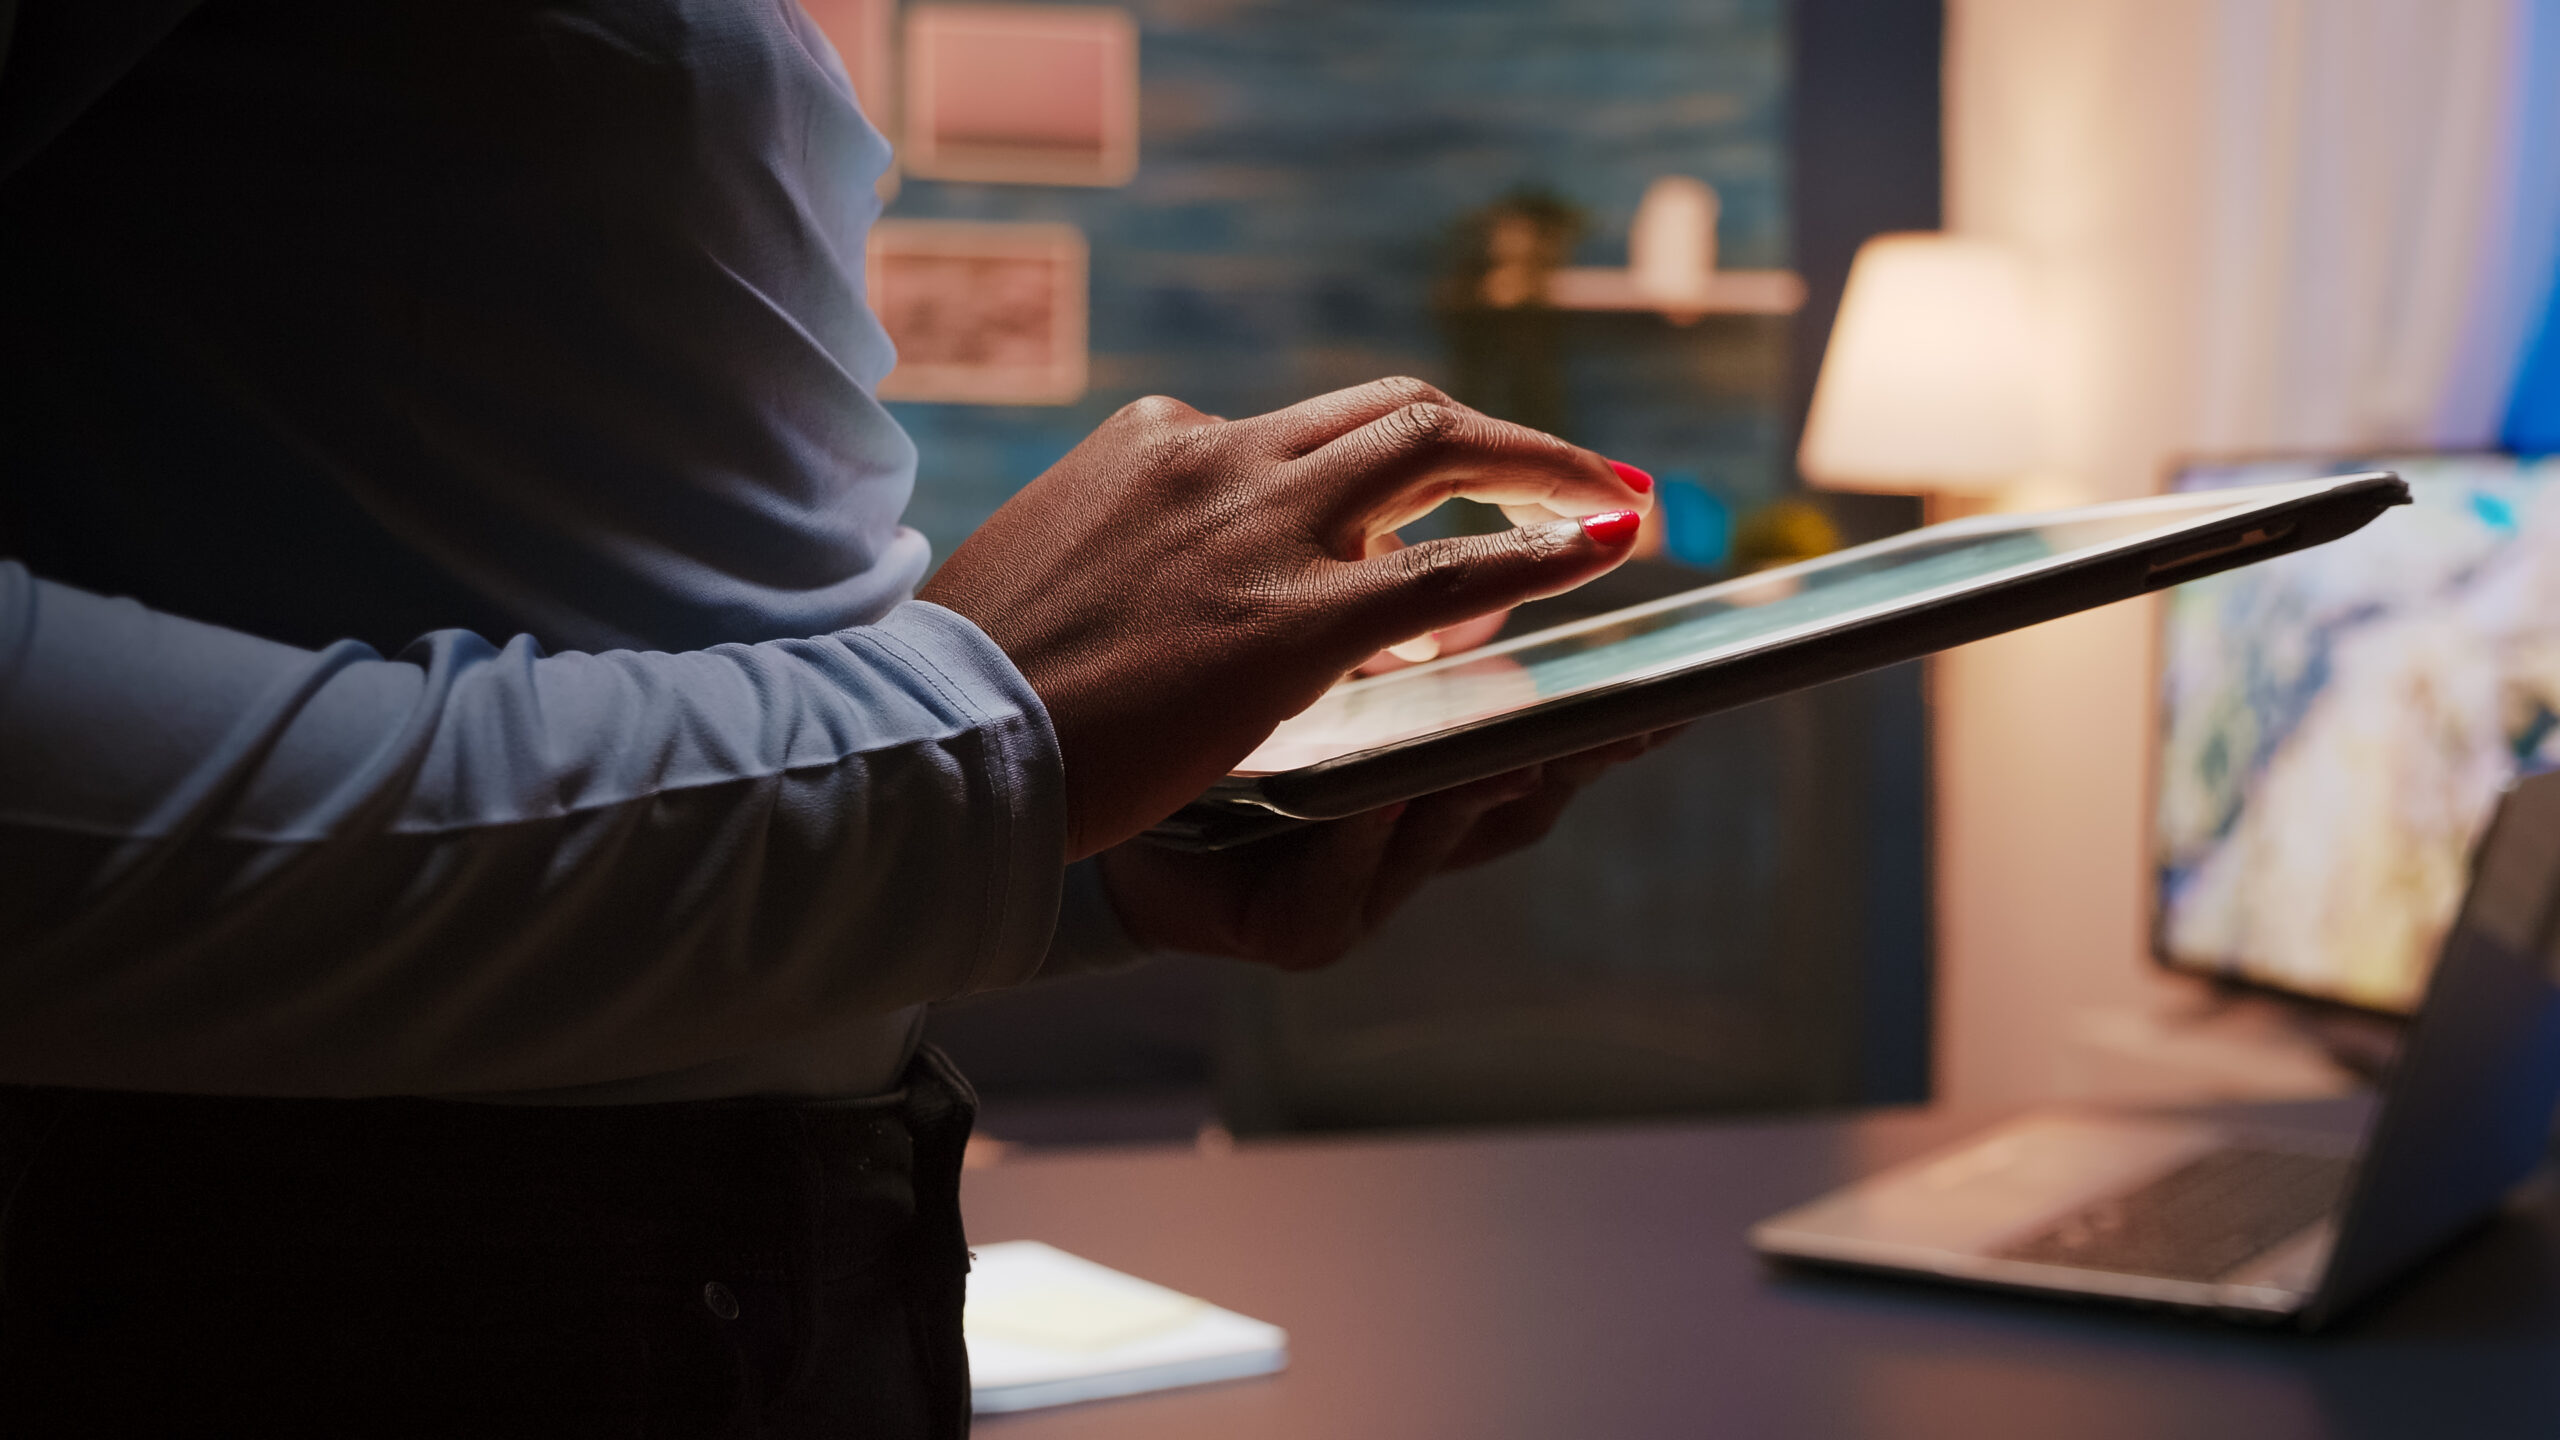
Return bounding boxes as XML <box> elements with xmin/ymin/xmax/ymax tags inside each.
<box><xmin>1798</xmin><ymin>234</ymin><xmax>2039</xmax><ymax>494</ymax></box>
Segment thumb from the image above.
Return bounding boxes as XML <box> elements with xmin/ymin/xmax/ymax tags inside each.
<box><xmin>1323</xmin><ymin>509</ymin><xmax>1641</xmax><ymax>653</ymax></box>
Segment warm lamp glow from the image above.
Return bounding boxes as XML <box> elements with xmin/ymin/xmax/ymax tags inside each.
<box><xmin>1799</xmin><ymin>234</ymin><xmax>2039</xmax><ymax>495</ymax></box>
<box><xmin>1628</xmin><ymin>176</ymin><xmax>1719</xmax><ymax>305</ymax></box>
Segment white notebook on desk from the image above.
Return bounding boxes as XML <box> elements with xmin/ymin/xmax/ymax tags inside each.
<box><xmin>965</xmin><ymin>1241</ymin><xmax>1289</xmax><ymax>1414</ymax></box>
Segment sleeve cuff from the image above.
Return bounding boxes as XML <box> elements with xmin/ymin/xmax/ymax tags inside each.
<box><xmin>864</xmin><ymin>599</ymin><xmax>1071</xmax><ymax>998</ymax></box>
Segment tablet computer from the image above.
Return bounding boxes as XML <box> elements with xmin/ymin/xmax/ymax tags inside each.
<box><xmin>1146</xmin><ymin>472</ymin><xmax>2408</xmax><ymax>851</ymax></box>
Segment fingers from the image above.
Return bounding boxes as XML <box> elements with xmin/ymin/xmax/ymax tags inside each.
<box><xmin>1354</xmin><ymin>534</ymin><xmax>1511</xmax><ymax>674</ymax></box>
<box><xmin>1244</xmin><ymin>377</ymin><xmax>1651</xmax><ymax>552</ymax></box>
<box><xmin>1319</xmin><ymin>510</ymin><xmax>1642</xmax><ymax>653</ymax></box>
<box><xmin>1251</xmin><ymin>802</ymin><xmax>1410</xmax><ymax>970</ymax></box>
<box><xmin>1357</xmin><ymin>607</ymin><xmax>1510</xmax><ymax>675</ymax></box>
<box><xmin>1442</xmin><ymin>776</ymin><xmax>1583</xmax><ymax>870</ymax></box>
<box><xmin>1440</xmin><ymin>728</ymin><xmax>1684</xmax><ymax>870</ymax></box>
<box><xmin>1141</xmin><ymin>720</ymin><xmax>1683</xmax><ymax>971</ymax></box>
<box><xmin>1543</xmin><ymin>732</ymin><xmax>1655</xmax><ymax>787</ymax></box>
<box><xmin>1437</xmin><ymin>609</ymin><xmax>1512</xmax><ymax>654</ymax></box>
<box><xmin>1291</xmin><ymin>398</ymin><xmax>1647</xmax><ymax>537</ymax></box>
<box><xmin>1356</xmin><ymin>768</ymin><xmax>1547</xmax><ymax>932</ymax></box>
<box><xmin>1245</xmin><ymin>376</ymin><xmax>1469</xmax><ymax>457</ymax></box>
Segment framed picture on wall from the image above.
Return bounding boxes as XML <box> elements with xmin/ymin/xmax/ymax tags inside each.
<box><xmin>867</xmin><ymin>219</ymin><xmax>1089</xmax><ymax>404</ymax></box>
<box><xmin>902</xmin><ymin>4</ymin><xmax>1139</xmax><ymax>186</ymax></box>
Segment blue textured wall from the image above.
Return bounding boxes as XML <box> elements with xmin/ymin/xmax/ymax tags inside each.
<box><xmin>919</xmin><ymin>0</ymin><xmax>1945</xmax><ymax>1126</ymax></box>
<box><xmin>883</xmin><ymin>0</ymin><xmax>1792</xmax><ymax>561</ymax></box>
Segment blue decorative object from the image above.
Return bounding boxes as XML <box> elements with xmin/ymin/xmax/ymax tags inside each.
<box><xmin>2473</xmin><ymin>488</ymin><xmax>2520</xmax><ymax>534</ymax></box>
<box><xmin>2508</xmin><ymin>301</ymin><xmax>2560</xmax><ymax>456</ymax></box>
<box><xmin>1656</xmin><ymin>473</ymin><xmax>1734</xmax><ymax>569</ymax></box>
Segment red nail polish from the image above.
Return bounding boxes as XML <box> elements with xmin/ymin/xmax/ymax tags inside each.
<box><xmin>1581</xmin><ymin>509</ymin><xmax>1642</xmax><ymax>546</ymax></box>
<box><xmin>1608</xmin><ymin>460</ymin><xmax>1654</xmax><ymax>494</ymax></box>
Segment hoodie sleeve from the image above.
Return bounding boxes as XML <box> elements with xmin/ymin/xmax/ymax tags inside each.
<box><xmin>0</xmin><ymin>562</ymin><xmax>1068</xmax><ymax>1097</ymax></box>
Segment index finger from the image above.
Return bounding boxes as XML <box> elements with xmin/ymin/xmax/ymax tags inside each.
<box><xmin>1290</xmin><ymin>398</ymin><xmax>1651</xmax><ymax>540</ymax></box>
<box><xmin>1241</xmin><ymin>376</ymin><xmax>1470</xmax><ymax>457</ymax></box>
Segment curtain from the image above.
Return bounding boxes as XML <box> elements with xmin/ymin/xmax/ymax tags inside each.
<box><xmin>1936</xmin><ymin>0</ymin><xmax>2560</xmax><ymax>1107</ymax></box>
<box><xmin>2197</xmin><ymin>0</ymin><xmax>2560</xmax><ymax>452</ymax></box>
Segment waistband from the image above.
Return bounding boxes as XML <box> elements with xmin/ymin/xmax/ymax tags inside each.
<box><xmin>0</xmin><ymin>1045</ymin><xmax>980</xmax><ymax>1283</ymax></box>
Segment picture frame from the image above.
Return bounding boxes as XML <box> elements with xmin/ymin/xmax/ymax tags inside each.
<box><xmin>867</xmin><ymin>219</ymin><xmax>1090</xmax><ymax>405</ymax></box>
<box><xmin>901</xmin><ymin>4</ymin><xmax>1139</xmax><ymax>187</ymax></box>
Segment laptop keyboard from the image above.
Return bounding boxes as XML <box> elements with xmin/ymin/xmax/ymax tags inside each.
<box><xmin>1989</xmin><ymin>1146</ymin><xmax>2355</xmax><ymax>1284</ymax></box>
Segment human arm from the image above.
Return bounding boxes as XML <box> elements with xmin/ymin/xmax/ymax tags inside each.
<box><xmin>0</xmin><ymin>366</ymin><xmax>1647</xmax><ymax>1095</ymax></box>
<box><xmin>0</xmin><ymin>3</ymin><xmax>1660</xmax><ymax>1083</ymax></box>
<box><xmin>0</xmin><ymin>562</ymin><xmax>1067</xmax><ymax>1097</ymax></box>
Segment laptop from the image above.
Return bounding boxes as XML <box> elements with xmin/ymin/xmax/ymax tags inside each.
<box><xmin>1752</xmin><ymin>456</ymin><xmax>2560</xmax><ymax>1329</ymax></box>
<box><xmin>1752</xmin><ymin>767</ymin><xmax>2560</xmax><ymax>1327</ymax></box>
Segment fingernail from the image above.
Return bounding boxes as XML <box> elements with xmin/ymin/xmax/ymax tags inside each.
<box><xmin>1581</xmin><ymin>509</ymin><xmax>1642</xmax><ymax>546</ymax></box>
<box><xmin>1608</xmin><ymin>460</ymin><xmax>1654</xmax><ymax>494</ymax></box>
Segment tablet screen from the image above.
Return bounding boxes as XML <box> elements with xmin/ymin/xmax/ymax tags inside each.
<box><xmin>1234</xmin><ymin>486</ymin><xmax>2308</xmax><ymax>776</ymax></box>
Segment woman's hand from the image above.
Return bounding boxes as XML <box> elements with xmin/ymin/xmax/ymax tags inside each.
<box><xmin>1094</xmin><ymin>728</ymin><xmax>1685</xmax><ymax>970</ymax></box>
<box><xmin>920</xmin><ymin>377</ymin><xmax>1652</xmax><ymax>860</ymax></box>
<box><xmin>1351</xmin><ymin>533</ymin><xmax>1513</xmax><ymax>674</ymax></box>
<box><xmin>1352</xmin><ymin>456</ymin><xmax>1647</xmax><ymax>674</ymax></box>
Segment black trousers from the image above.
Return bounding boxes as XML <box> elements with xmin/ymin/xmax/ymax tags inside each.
<box><xmin>0</xmin><ymin>1047</ymin><xmax>978</xmax><ymax>1439</ymax></box>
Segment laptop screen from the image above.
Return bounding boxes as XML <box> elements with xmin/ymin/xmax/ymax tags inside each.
<box><xmin>2156</xmin><ymin>454</ymin><xmax>2560</xmax><ymax>1012</ymax></box>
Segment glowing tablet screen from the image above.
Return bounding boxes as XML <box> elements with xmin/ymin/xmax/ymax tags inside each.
<box><xmin>1235</xmin><ymin>486</ymin><xmax>2312</xmax><ymax>776</ymax></box>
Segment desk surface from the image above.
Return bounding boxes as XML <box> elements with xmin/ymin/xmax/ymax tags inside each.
<box><xmin>960</xmin><ymin>1105</ymin><xmax>2560</xmax><ymax>1440</ymax></box>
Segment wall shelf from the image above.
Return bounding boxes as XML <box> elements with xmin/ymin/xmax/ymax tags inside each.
<box><xmin>1540</xmin><ymin>267</ymin><xmax>1806</xmax><ymax>320</ymax></box>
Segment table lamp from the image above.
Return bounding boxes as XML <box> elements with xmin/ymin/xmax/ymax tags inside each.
<box><xmin>1798</xmin><ymin>233</ymin><xmax>2039</xmax><ymax>518</ymax></box>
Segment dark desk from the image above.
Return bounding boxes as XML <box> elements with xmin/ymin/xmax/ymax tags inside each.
<box><xmin>961</xmin><ymin>1106</ymin><xmax>2560</xmax><ymax>1439</ymax></box>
